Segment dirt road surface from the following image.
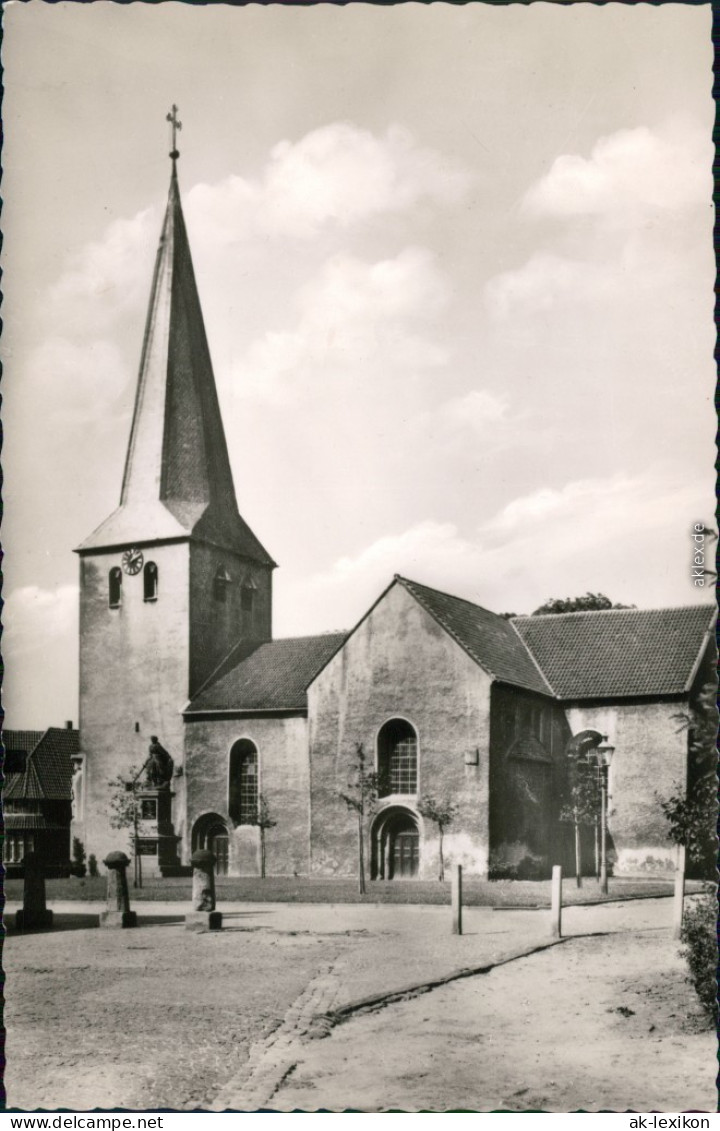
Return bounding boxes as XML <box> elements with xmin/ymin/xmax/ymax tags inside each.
<box><xmin>3</xmin><ymin>897</ymin><xmax>715</xmax><ymax>1112</ymax></box>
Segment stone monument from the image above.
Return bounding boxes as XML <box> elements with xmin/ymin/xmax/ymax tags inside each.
<box><xmin>15</xmin><ymin>853</ymin><xmax>54</xmax><ymax>930</ymax></box>
<box><xmin>100</xmin><ymin>850</ymin><xmax>138</xmax><ymax>928</ymax></box>
<box><xmin>185</xmin><ymin>848</ymin><xmax>222</xmax><ymax>931</ymax></box>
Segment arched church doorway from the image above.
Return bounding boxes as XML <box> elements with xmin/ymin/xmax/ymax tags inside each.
<box><xmin>371</xmin><ymin>808</ymin><xmax>420</xmax><ymax>880</ymax></box>
<box><xmin>191</xmin><ymin>813</ymin><xmax>230</xmax><ymax>876</ymax></box>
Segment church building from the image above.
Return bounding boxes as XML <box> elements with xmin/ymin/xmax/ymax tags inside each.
<box><xmin>71</xmin><ymin>140</ymin><xmax>715</xmax><ymax>882</ymax></box>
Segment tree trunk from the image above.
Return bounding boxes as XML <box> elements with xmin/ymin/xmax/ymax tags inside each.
<box><xmin>358</xmin><ymin>814</ymin><xmax>366</xmax><ymax>895</ymax></box>
<box><xmin>438</xmin><ymin>826</ymin><xmax>445</xmax><ymax>882</ymax></box>
<box><xmin>594</xmin><ymin>820</ymin><xmax>600</xmax><ymax>880</ymax></box>
<box><xmin>260</xmin><ymin>826</ymin><xmax>266</xmax><ymax>879</ymax></box>
<box><xmin>573</xmin><ymin>810</ymin><xmax>582</xmax><ymax>888</ymax></box>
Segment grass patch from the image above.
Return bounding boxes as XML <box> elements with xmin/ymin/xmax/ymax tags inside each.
<box><xmin>3</xmin><ymin>874</ymin><xmax>707</xmax><ymax>907</ymax></box>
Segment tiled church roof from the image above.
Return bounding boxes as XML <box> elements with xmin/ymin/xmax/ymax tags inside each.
<box><xmin>3</xmin><ymin>727</ymin><xmax>77</xmax><ymax>800</ymax></box>
<box><xmin>512</xmin><ymin>605</ymin><xmax>715</xmax><ymax>699</ymax></box>
<box><xmin>397</xmin><ymin>577</ymin><xmax>552</xmax><ymax>696</ymax></box>
<box><xmin>186</xmin><ymin>633</ymin><xmax>348</xmax><ymax>713</ymax></box>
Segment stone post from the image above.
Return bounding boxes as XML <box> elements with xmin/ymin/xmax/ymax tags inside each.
<box><xmin>15</xmin><ymin>853</ymin><xmax>53</xmax><ymax>930</ymax></box>
<box><xmin>100</xmin><ymin>851</ymin><xmax>137</xmax><ymax>928</ymax></box>
<box><xmin>185</xmin><ymin>848</ymin><xmax>222</xmax><ymax>931</ymax></box>
<box><xmin>551</xmin><ymin>864</ymin><xmax>563</xmax><ymax>939</ymax></box>
<box><xmin>451</xmin><ymin>864</ymin><xmax>463</xmax><ymax>935</ymax></box>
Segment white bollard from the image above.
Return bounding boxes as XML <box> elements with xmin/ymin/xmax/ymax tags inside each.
<box><xmin>672</xmin><ymin>844</ymin><xmax>686</xmax><ymax>940</ymax></box>
<box><xmin>452</xmin><ymin>864</ymin><xmax>463</xmax><ymax>935</ymax></box>
<box><xmin>551</xmin><ymin>864</ymin><xmax>562</xmax><ymax>939</ymax></box>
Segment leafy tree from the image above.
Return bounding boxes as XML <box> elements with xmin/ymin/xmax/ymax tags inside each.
<box><xmin>661</xmin><ymin>683</ymin><xmax>717</xmax><ymax>878</ymax></box>
<box><xmin>71</xmin><ymin>836</ymin><xmax>87</xmax><ymax>878</ymax></box>
<box><xmin>417</xmin><ymin>795</ymin><xmax>458</xmax><ymax>881</ymax></box>
<box><xmin>339</xmin><ymin>743</ymin><xmax>382</xmax><ymax>895</ymax></box>
<box><xmin>532</xmin><ymin>593</ymin><xmax>635</xmax><ymax>615</ymax></box>
<box><xmin>559</xmin><ymin>763</ymin><xmax>600</xmax><ymax>887</ymax></box>
<box><xmin>107</xmin><ymin>766</ymin><xmax>141</xmax><ymax>854</ymax></box>
<box><xmin>251</xmin><ymin>793</ymin><xmax>277</xmax><ymax>879</ymax></box>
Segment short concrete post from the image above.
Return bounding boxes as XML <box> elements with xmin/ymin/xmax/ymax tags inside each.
<box><xmin>100</xmin><ymin>851</ymin><xmax>137</xmax><ymax>928</ymax></box>
<box><xmin>15</xmin><ymin>853</ymin><xmax>53</xmax><ymax>930</ymax></box>
<box><xmin>185</xmin><ymin>849</ymin><xmax>222</xmax><ymax>932</ymax></box>
<box><xmin>672</xmin><ymin>844</ymin><xmax>686</xmax><ymax>940</ymax></box>
<box><xmin>551</xmin><ymin>864</ymin><xmax>562</xmax><ymax>939</ymax></box>
<box><xmin>451</xmin><ymin>864</ymin><xmax>463</xmax><ymax>935</ymax></box>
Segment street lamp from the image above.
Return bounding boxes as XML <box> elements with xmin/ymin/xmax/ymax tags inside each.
<box><xmin>591</xmin><ymin>744</ymin><xmax>615</xmax><ymax>894</ymax></box>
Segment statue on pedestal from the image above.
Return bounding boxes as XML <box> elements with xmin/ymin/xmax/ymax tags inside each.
<box><xmin>145</xmin><ymin>736</ymin><xmax>174</xmax><ymax>788</ymax></box>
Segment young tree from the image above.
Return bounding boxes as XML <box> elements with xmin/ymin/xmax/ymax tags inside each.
<box><xmin>417</xmin><ymin>795</ymin><xmax>458</xmax><ymax>881</ymax></box>
<box><xmin>108</xmin><ymin>768</ymin><xmax>141</xmax><ymax>850</ymax></box>
<box><xmin>253</xmin><ymin>793</ymin><xmax>277</xmax><ymax>879</ymax></box>
<box><xmin>559</xmin><ymin>765</ymin><xmax>600</xmax><ymax>887</ymax></box>
<box><xmin>338</xmin><ymin>743</ymin><xmax>382</xmax><ymax>895</ymax></box>
<box><xmin>559</xmin><ymin>730</ymin><xmax>604</xmax><ymax>886</ymax></box>
<box><xmin>661</xmin><ymin>682</ymin><xmax>717</xmax><ymax>878</ymax></box>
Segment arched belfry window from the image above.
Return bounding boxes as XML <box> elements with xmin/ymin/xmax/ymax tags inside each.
<box><xmin>214</xmin><ymin>565</ymin><xmax>232</xmax><ymax>603</ymax></box>
<box><xmin>143</xmin><ymin>561</ymin><xmax>158</xmax><ymax>602</ymax></box>
<box><xmin>378</xmin><ymin>719</ymin><xmax>418</xmax><ymax>797</ymax></box>
<box><xmin>109</xmin><ymin>567</ymin><xmax>122</xmax><ymax>609</ymax></box>
<box><xmin>229</xmin><ymin>739</ymin><xmax>258</xmax><ymax>826</ymax></box>
<box><xmin>241</xmin><ymin>575</ymin><xmax>258</xmax><ymax>613</ymax></box>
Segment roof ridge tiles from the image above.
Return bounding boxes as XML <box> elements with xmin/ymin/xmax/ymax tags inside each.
<box><xmin>512</xmin><ymin>603</ymin><xmax>716</xmax><ymax>620</ymax></box>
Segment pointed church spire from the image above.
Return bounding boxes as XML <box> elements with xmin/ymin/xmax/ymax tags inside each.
<box><xmin>78</xmin><ymin>113</ymin><xmax>274</xmax><ymax>566</ymax></box>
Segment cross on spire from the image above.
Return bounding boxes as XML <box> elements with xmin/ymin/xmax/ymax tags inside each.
<box><xmin>166</xmin><ymin>104</ymin><xmax>182</xmax><ymax>162</ymax></box>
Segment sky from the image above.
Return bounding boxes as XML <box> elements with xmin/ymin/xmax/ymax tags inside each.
<box><xmin>2</xmin><ymin>2</ymin><xmax>715</xmax><ymax>727</ymax></box>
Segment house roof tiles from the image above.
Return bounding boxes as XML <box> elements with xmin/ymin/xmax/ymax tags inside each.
<box><xmin>3</xmin><ymin>727</ymin><xmax>77</xmax><ymax>800</ymax></box>
<box><xmin>512</xmin><ymin>605</ymin><xmax>715</xmax><ymax>699</ymax></box>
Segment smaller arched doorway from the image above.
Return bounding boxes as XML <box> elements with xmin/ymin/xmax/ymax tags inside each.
<box><xmin>371</xmin><ymin>807</ymin><xmax>421</xmax><ymax>880</ymax></box>
<box><xmin>192</xmin><ymin>813</ymin><xmax>230</xmax><ymax>876</ymax></box>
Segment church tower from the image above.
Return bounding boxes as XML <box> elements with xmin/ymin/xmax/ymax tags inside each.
<box><xmin>74</xmin><ymin>111</ymin><xmax>275</xmax><ymax>866</ymax></box>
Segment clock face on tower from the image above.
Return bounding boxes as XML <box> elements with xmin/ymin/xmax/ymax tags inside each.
<box><xmin>121</xmin><ymin>548</ymin><xmax>144</xmax><ymax>576</ymax></box>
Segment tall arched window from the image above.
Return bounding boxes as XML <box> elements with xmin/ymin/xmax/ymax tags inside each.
<box><xmin>109</xmin><ymin>567</ymin><xmax>122</xmax><ymax>608</ymax></box>
<box><xmin>214</xmin><ymin>565</ymin><xmax>232</xmax><ymax>603</ymax></box>
<box><xmin>378</xmin><ymin>719</ymin><xmax>418</xmax><ymax>797</ymax></box>
<box><xmin>241</xmin><ymin>575</ymin><xmax>257</xmax><ymax>613</ymax></box>
<box><xmin>229</xmin><ymin>739</ymin><xmax>258</xmax><ymax>825</ymax></box>
<box><xmin>143</xmin><ymin>561</ymin><xmax>158</xmax><ymax>601</ymax></box>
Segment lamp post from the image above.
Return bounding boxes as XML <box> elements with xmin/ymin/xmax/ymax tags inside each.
<box><xmin>594</xmin><ymin>745</ymin><xmax>615</xmax><ymax>894</ymax></box>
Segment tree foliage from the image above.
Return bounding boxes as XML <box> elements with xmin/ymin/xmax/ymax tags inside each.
<box><xmin>108</xmin><ymin>768</ymin><xmax>140</xmax><ymax>831</ymax></box>
<box><xmin>107</xmin><ymin>767</ymin><xmax>141</xmax><ymax>854</ymax></box>
<box><xmin>532</xmin><ymin>593</ymin><xmax>635</xmax><ymax>615</ymax></box>
<box><xmin>339</xmin><ymin>743</ymin><xmax>383</xmax><ymax>895</ymax></box>
<box><xmin>660</xmin><ymin>683</ymin><xmax>717</xmax><ymax>875</ymax></box>
<box><xmin>680</xmin><ymin>892</ymin><xmax>718</xmax><ymax>1025</ymax></box>
<box><xmin>417</xmin><ymin>795</ymin><xmax>458</xmax><ymax>881</ymax></box>
<box><xmin>251</xmin><ymin>793</ymin><xmax>277</xmax><ymax>879</ymax></box>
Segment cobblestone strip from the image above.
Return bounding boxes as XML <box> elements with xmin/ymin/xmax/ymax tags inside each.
<box><xmin>212</xmin><ymin>963</ymin><xmax>340</xmax><ymax>1111</ymax></box>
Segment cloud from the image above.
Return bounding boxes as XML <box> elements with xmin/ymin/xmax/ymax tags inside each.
<box><xmin>486</xmin><ymin>119</ymin><xmax>713</xmax><ymax>320</ymax></box>
<box><xmin>523</xmin><ymin>121</ymin><xmax>711</xmax><ymax>218</ymax></box>
<box><xmin>47</xmin><ymin>208</ymin><xmax>158</xmax><ymax>337</ymax></box>
<box><xmin>23</xmin><ymin>336</ymin><xmax>131</xmax><ymax>423</ymax></box>
<box><xmin>484</xmin><ymin>252</ymin><xmax>615</xmax><ymax>319</ymax></box>
<box><xmin>3</xmin><ymin>585</ymin><xmax>80</xmax><ymax>727</ymax></box>
<box><xmin>186</xmin><ymin>122</ymin><xmax>472</xmax><ymax>242</ymax></box>
<box><xmin>3</xmin><ymin>584</ymin><xmax>79</xmax><ymax>657</ymax></box>
<box><xmin>231</xmin><ymin>247</ymin><xmax>450</xmax><ymax>403</ymax></box>
<box><xmin>278</xmin><ymin>467</ymin><xmax>712</xmax><ymax>632</ymax></box>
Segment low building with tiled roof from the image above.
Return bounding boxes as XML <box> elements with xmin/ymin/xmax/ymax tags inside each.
<box><xmin>3</xmin><ymin>724</ymin><xmax>77</xmax><ymax>876</ymax></box>
<box><xmin>71</xmin><ymin>148</ymin><xmax>716</xmax><ymax>884</ymax></box>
